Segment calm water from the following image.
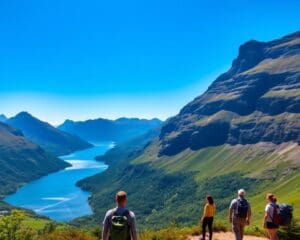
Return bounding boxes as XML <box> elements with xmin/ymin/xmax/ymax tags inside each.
<box><xmin>4</xmin><ymin>142</ymin><xmax>113</xmax><ymax>221</ymax></box>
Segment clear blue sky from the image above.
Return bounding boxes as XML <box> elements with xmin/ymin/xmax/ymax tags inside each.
<box><xmin>1</xmin><ymin>0</ymin><xmax>300</xmax><ymax>124</ymax></box>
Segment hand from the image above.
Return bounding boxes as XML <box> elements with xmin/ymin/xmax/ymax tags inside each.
<box><xmin>246</xmin><ymin>218</ymin><xmax>250</xmax><ymax>225</ymax></box>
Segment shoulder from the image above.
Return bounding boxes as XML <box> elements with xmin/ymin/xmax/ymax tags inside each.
<box><xmin>230</xmin><ymin>199</ymin><xmax>237</xmax><ymax>206</ymax></box>
<box><xmin>105</xmin><ymin>208</ymin><xmax>116</xmax><ymax>218</ymax></box>
<box><xmin>245</xmin><ymin>198</ymin><xmax>250</xmax><ymax>206</ymax></box>
<box><xmin>128</xmin><ymin>210</ymin><xmax>135</xmax><ymax>219</ymax></box>
<box><xmin>265</xmin><ymin>203</ymin><xmax>272</xmax><ymax>211</ymax></box>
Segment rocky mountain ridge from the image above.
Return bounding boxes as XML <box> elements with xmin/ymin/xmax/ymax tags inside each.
<box><xmin>159</xmin><ymin>31</ymin><xmax>300</xmax><ymax>155</ymax></box>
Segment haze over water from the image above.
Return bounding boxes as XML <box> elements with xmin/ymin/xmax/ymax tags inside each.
<box><xmin>4</xmin><ymin>142</ymin><xmax>113</xmax><ymax>221</ymax></box>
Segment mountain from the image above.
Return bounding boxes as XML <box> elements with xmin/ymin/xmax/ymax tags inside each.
<box><xmin>58</xmin><ymin>117</ymin><xmax>162</xmax><ymax>142</ymax></box>
<box><xmin>0</xmin><ymin>114</ymin><xmax>7</xmax><ymax>123</ymax></box>
<box><xmin>7</xmin><ymin>112</ymin><xmax>92</xmax><ymax>156</ymax></box>
<box><xmin>159</xmin><ymin>31</ymin><xmax>300</xmax><ymax>156</ymax></box>
<box><xmin>0</xmin><ymin>122</ymin><xmax>69</xmax><ymax>196</ymax></box>
<box><xmin>76</xmin><ymin>31</ymin><xmax>300</xmax><ymax>229</ymax></box>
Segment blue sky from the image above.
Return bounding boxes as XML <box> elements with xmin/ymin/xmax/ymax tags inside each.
<box><xmin>1</xmin><ymin>0</ymin><xmax>300</xmax><ymax>124</ymax></box>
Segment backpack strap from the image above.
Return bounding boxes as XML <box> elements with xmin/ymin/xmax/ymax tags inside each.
<box><xmin>122</xmin><ymin>210</ymin><xmax>130</xmax><ymax>217</ymax></box>
<box><xmin>122</xmin><ymin>210</ymin><xmax>132</xmax><ymax>226</ymax></box>
<box><xmin>270</xmin><ymin>203</ymin><xmax>278</xmax><ymax>223</ymax></box>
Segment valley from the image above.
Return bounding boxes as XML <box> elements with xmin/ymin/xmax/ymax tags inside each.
<box><xmin>4</xmin><ymin>142</ymin><xmax>113</xmax><ymax>221</ymax></box>
<box><xmin>0</xmin><ymin>30</ymin><xmax>299</xmax><ymax>240</ymax></box>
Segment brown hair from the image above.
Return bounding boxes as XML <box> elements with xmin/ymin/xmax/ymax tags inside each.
<box><xmin>267</xmin><ymin>193</ymin><xmax>276</xmax><ymax>202</ymax></box>
<box><xmin>206</xmin><ymin>195</ymin><xmax>214</xmax><ymax>205</ymax></box>
<box><xmin>116</xmin><ymin>191</ymin><xmax>127</xmax><ymax>203</ymax></box>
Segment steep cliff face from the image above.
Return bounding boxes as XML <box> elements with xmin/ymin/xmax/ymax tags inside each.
<box><xmin>159</xmin><ymin>32</ymin><xmax>300</xmax><ymax>156</ymax></box>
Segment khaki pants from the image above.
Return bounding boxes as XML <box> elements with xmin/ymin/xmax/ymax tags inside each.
<box><xmin>232</xmin><ymin>217</ymin><xmax>246</xmax><ymax>240</ymax></box>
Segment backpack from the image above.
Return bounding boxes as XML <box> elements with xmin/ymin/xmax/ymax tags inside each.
<box><xmin>278</xmin><ymin>204</ymin><xmax>293</xmax><ymax>226</ymax></box>
<box><xmin>110</xmin><ymin>209</ymin><xmax>131</xmax><ymax>240</ymax></box>
<box><xmin>236</xmin><ymin>198</ymin><xmax>249</xmax><ymax>218</ymax></box>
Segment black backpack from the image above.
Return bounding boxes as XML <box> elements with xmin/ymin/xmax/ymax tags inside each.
<box><xmin>236</xmin><ymin>198</ymin><xmax>249</xmax><ymax>218</ymax></box>
<box><xmin>110</xmin><ymin>209</ymin><xmax>131</xmax><ymax>240</ymax></box>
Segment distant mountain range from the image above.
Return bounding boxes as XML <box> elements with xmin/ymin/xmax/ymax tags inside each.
<box><xmin>7</xmin><ymin>112</ymin><xmax>92</xmax><ymax>156</ymax></box>
<box><xmin>76</xmin><ymin>31</ymin><xmax>300</xmax><ymax>228</ymax></box>
<box><xmin>0</xmin><ymin>122</ymin><xmax>69</xmax><ymax>196</ymax></box>
<box><xmin>58</xmin><ymin>117</ymin><xmax>162</xmax><ymax>142</ymax></box>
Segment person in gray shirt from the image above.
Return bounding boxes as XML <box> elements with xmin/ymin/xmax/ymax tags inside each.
<box><xmin>229</xmin><ymin>189</ymin><xmax>252</xmax><ymax>240</ymax></box>
<box><xmin>102</xmin><ymin>191</ymin><xmax>138</xmax><ymax>240</ymax></box>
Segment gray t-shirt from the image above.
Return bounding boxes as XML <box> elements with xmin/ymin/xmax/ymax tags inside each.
<box><xmin>102</xmin><ymin>207</ymin><xmax>137</xmax><ymax>240</ymax></box>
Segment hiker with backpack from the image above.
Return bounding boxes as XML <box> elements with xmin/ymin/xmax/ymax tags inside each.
<box><xmin>200</xmin><ymin>195</ymin><xmax>216</xmax><ymax>240</ymax></box>
<box><xmin>263</xmin><ymin>193</ymin><xmax>279</xmax><ymax>240</ymax></box>
<box><xmin>229</xmin><ymin>189</ymin><xmax>252</xmax><ymax>240</ymax></box>
<box><xmin>102</xmin><ymin>191</ymin><xmax>137</xmax><ymax>240</ymax></box>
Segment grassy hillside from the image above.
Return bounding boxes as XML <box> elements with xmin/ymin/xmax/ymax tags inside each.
<box><xmin>0</xmin><ymin>122</ymin><xmax>69</xmax><ymax>197</ymax></box>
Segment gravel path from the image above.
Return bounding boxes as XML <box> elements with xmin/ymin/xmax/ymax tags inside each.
<box><xmin>189</xmin><ymin>232</ymin><xmax>268</xmax><ymax>240</ymax></box>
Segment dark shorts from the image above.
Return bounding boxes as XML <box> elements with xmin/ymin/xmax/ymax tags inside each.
<box><xmin>266</xmin><ymin>222</ymin><xmax>279</xmax><ymax>229</ymax></box>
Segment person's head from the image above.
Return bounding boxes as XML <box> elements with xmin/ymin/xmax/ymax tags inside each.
<box><xmin>206</xmin><ymin>195</ymin><xmax>214</xmax><ymax>205</ymax></box>
<box><xmin>238</xmin><ymin>189</ymin><xmax>246</xmax><ymax>198</ymax></box>
<box><xmin>266</xmin><ymin>193</ymin><xmax>276</xmax><ymax>203</ymax></box>
<box><xmin>116</xmin><ymin>191</ymin><xmax>127</xmax><ymax>207</ymax></box>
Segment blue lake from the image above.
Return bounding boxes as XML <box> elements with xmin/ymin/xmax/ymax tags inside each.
<box><xmin>4</xmin><ymin>142</ymin><xmax>113</xmax><ymax>222</ymax></box>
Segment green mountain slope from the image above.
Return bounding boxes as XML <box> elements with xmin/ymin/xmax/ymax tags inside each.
<box><xmin>77</xmin><ymin>31</ymin><xmax>300</xmax><ymax>229</ymax></box>
<box><xmin>7</xmin><ymin>112</ymin><xmax>92</xmax><ymax>156</ymax></box>
<box><xmin>0</xmin><ymin>122</ymin><xmax>70</xmax><ymax>196</ymax></box>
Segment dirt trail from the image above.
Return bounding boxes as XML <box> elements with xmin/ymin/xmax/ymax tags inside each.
<box><xmin>189</xmin><ymin>232</ymin><xmax>268</xmax><ymax>240</ymax></box>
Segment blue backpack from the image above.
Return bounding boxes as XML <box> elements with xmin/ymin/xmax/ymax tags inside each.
<box><xmin>278</xmin><ymin>204</ymin><xmax>293</xmax><ymax>226</ymax></box>
<box><xmin>236</xmin><ymin>198</ymin><xmax>249</xmax><ymax>218</ymax></box>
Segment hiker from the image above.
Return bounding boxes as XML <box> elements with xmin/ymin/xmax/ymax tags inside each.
<box><xmin>263</xmin><ymin>193</ymin><xmax>279</xmax><ymax>240</ymax></box>
<box><xmin>200</xmin><ymin>195</ymin><xmax>216</xmax><ymax>240</ymax></box>
<box><xmin>229</xmin><ymin>189</ymin><xmax>252</xmax><ymax>240</ymax></box>
<box><xmin>102</xmin><ymin>191</ymin><xmax>138</xmax><ymax>240</ymax></box>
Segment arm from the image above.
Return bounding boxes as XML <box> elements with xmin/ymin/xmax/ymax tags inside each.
<box><xmin>229</xmin><ymin>200</ymin><xmax>235</xmax><ymax>223</ymax></box>
<box><xmin>263</xmin><ymin>211</ymin><xmax>268</xmax><ymax>228</ymax></box>
<box><xmin>263</xmin><ymin>205</ymin><xmax>270</xmax><ymax>228</ymax></box>
<box><xmin>246</xmin><ymin>204</ymin><xmax>252</xmax><ymax>225</ymax></box>
<box><xmin>201</xmin><ymin>205</ymin><xmax>208</xmax><ymax>222</ymax></box>
<box><xmin>229</xmin><ymin>208</ymin><xmax>233</xmax><ymax>223</ymax></box>
<box><xmin>130</xmin><ymin>213</ymin><xmax>138</xmax><ymax>240</ymax></box>
<box><xmin>102</xmin><ymin>212</ymin><xmax>110</xmax><ymax>240</ymax></box>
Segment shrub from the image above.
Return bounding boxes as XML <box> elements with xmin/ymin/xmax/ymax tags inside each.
<box><xmin>37</xmin><ymin>228</ymin><xmax>97</xmax><ymax>240</ymax></box>
<box><xmin>278</xmin><ymin>219</ymin><xmax>300</xmax><ymax>240</ymax></box>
